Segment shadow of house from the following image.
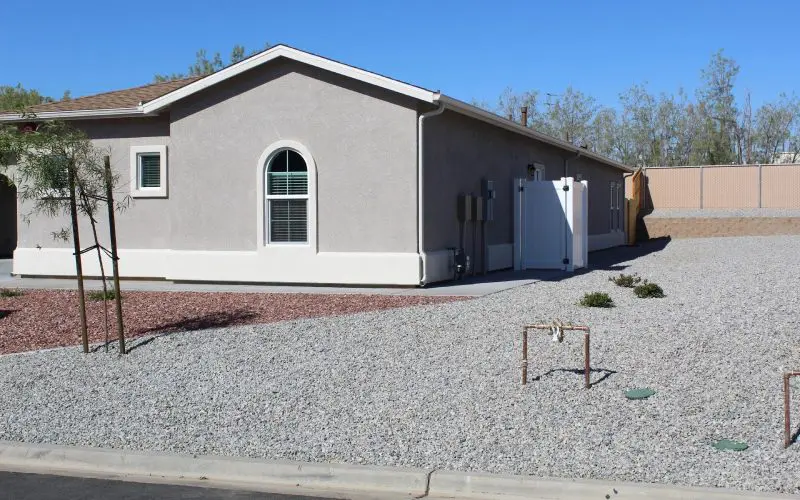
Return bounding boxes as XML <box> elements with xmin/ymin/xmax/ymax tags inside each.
<box><xmin>426</xmin><ymin>237</ymin><xmax>671</xmax><ymax>287</ymax></box>
<box><xmin>0</xmin><ymin>175</ymin><xmax>16</xmax><ymax>259</ymax></box>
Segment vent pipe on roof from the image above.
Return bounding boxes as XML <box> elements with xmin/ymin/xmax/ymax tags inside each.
<box><xmin>521</xmin><ymin>106</ymin><xmax>528</xmax><ymax>127</ymax></box>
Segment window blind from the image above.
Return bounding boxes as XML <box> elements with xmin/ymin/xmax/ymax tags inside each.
<box><xmin>270</xmin><ymin>199</ymin><xmax>308</xmax><ymax>243</ymax></box>
<box><xmin>139</xmin><ymin>154</ymin><xmax>161</xmax><ymax>188</ymax></box>
<box><xmin>268</xmin><ymin>171</ymin><xmax>308</xmax><ymax>195</ymax></box>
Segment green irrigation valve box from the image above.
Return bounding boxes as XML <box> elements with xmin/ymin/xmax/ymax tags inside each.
<box><xmin>625</xmin><ymin>388</ymin><xmax>656</xmax><ymax>400</ymax></box>
<box><xmin>712</xmin><ymin>439</ymin><xmax>748</xmax><ymax>451</ymax></box>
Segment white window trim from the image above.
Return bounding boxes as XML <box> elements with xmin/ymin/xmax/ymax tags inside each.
<box><xmin>256</xmin><ymin>140</ymin><xmax>317</xmax><ymax>251</ymax></box>
<box><xmin>130</xmin><ymin>145</ymin><xmax>167</xmax><ymax>198</ymax></box>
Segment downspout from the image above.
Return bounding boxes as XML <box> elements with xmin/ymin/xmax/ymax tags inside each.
<box><xmin>418</xmin><ymin>102</ymin><xmax>446</xmax><ymax>285</ymax></box>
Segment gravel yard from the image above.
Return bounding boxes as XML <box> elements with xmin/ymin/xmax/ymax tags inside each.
<box><xmin>0</xmin><ymin>291</ymin><xmax>459</xmax><ymax>354</ymax></box>
<box><xmin>1</xmin><ymin>235</ymin><xmax>799</xmax><ymax>494</ymax></box>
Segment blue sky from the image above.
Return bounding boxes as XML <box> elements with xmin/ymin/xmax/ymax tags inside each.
<box><xmin>1</xmin><ymin>0</ymin><xmax>796</xmax><ymax>110</ymax></box>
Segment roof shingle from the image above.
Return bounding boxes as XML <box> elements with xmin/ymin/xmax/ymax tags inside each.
<box><xmin>22</xmin><ymin>76</ymin><xmax>202</xmax><ymax>113</ymax></box>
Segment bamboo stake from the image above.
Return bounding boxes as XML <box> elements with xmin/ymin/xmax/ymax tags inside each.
<box><xmin>68</xmin><ymin>165</ymin><xmax>89</xmax><ymax>353</ymax></box>
<box><xmin>104</xmin><ymin>156</ymin><xmax>125</xmax><ymax>354</ymax></box>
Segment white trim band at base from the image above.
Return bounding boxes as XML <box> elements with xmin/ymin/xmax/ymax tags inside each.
<box><xmin>12</xmin><ymin>248</ymin><xmax>421</xmax><ymax>286</ymax></box>
<box><xmin>588</xmin><ymin>231</ymin><xmax>625</xmax><ymax>252</ymax></box>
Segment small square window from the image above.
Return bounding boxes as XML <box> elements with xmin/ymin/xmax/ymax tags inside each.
<box><xmin>138</xmin><ymin>154</ymin><xmax>161</xmax><ymax>189</ymax></box>
<box><xmin>130</xmin><ymin>145</ymin><xmax>167</xmax><ymax>198</ymax></box>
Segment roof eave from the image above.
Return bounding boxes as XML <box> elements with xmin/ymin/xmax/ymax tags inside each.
<box><xmin>0</xmin><ymin>107</ymin><xmax>145</xmax><ymax>123</ymax></box>
<box><xmin>436</xmin><ymin>95</ymin><xmax>633</xmax><ymax>173</ymax></box>
<box><xmin>141</xmin><ymin>45</ymin><xmax>438</xmax><ymax>114</ymax></box>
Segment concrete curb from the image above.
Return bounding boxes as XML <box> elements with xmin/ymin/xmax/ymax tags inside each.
<box><xmin>0</xmin><ymin>441</ymin><xmax>430</xmax><ymax>497</ymax></box>
<box><xmin>428</xmin><ymin>469</ymin><xmax>799</xmax><ymax>499</ymax></box>
<box><xmin>1</xmin><ymin>441</ymin><xmax>797</xmax><ymax>499</ymax></box>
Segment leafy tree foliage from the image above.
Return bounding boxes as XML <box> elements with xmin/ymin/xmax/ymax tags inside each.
<box><xmin>0</xmin><ymin>84</ymin><xmax>53</xmax><ymax>111</ymax></box>
<box><xmin>154</xmin><ymin>43</ymin><xmax>271</xmax><ymax>82</ymax></box>
<box><xmin>484</xmin><ymin>50</ymin><xmax>800</xmax><ymax>166</ymax></box>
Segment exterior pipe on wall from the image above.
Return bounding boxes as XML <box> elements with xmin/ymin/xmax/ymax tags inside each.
<box><xmin>418</xmin><ymin>102</ymin><xmax>446</xmax><ymax>285</ymax></box>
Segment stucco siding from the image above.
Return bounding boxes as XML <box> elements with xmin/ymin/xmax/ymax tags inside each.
<box><xmin>16</xmin><ymin>117</ymin><xmax>172</xmax><ymax>251</ymax></box>
<box><xmin>168</xmin><ymin>58</ymin><xmax>419</xmax><ymax>253</ymax></box>
<box><xmin>422</xmin><ymin>110</ymin><xmax>624</xmax><ymax>259</ymax></box>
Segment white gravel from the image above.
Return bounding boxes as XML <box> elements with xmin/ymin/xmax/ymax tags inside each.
<box><xmin>2</xmin><ymin>235</ymin><xmax>800</xmax><ymax>494</ymax></box>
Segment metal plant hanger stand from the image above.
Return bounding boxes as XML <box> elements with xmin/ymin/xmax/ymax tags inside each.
<box><xmin>784</xmin><ymin>371</ymin><xmax>800</xmax><ymax>448</ymax></box>
<box><xmin>521</xmin><ymin>320</ymin><xmax>591</xmax><ymax>388</ymax></box>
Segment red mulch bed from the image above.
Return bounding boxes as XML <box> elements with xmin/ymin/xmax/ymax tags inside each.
<box><xmin>0</xmin><ymin>289</ymin><xmax>462</xmax><ymax>355</ymax></box>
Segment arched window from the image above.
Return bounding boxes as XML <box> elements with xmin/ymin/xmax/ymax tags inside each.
<box><xmin>266</xmin><ymin>149</ymin><xmax>308</xmax><ymax>243</ymax></box>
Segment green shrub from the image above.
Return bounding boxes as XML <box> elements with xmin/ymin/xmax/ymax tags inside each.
<box><xmin>580</xmin><ymin>292</ymin><xmax>614</xmax><ymax>308</ymax></box>
<box><xmin>87</xmin><ymin>289</ymin><xmax>117</xmax><ymax>301</ymax></box>
<box><xmin>0</xmin><ymin>289</ymin><xmax>24</xmax><ymax>298</ymax></box>
<box><xmin>634</xmin><ymin>282</ymin><xmax>664</xmax><ymax>298</ymax></box>
<box><xmin>608</xmin><ymin>273</ymin><xmax>641</xmax><ymax>288</ymax></box>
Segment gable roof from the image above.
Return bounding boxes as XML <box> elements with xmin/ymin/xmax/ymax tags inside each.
<box><xmin>0</xmin><ymin>45</ymin><xmax>631</xmax><ymax>171</ymax></box>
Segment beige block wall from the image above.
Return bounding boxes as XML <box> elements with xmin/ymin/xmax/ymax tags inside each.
<box><xmin>638</xmin><ymin>164</ymin><xmax>800</xmax><ymax>210</ymax></box>
<box><xmin>762</xmin><ymin>165</ymin><xmax>800</xmax><ymax>208</ymax></box>
<box><xmin>645</xmin><ymin>168</ymin><xmax>701</xmax><ymax>209</ymax></box>
<box><xmin>702</xmin><ymin>166</ymin><xmax>759</xmax><ymax>208</ymax></box>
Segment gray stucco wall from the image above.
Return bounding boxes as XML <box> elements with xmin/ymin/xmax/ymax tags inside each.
<box><xmin>422</xmin><ymin>109</ymin><xmax>624</xmax><ymax>254</ymax></box>
<box><xmin>168</xmin><ymin>58</ymin><xmax>419</xmax><ymax>253</ymax></box>
<box><xmin>17</xmin><ymin>60</ymin><xmax>420</xmax><ymax>257</ymax></box>
<box><xmin>16</xmin><ymin>117</ymin><xmax>171</xmax><ymax>250</ymax></box>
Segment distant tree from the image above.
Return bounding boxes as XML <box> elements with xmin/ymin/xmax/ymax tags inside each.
<box><xmin>154</xmin><ymin>43</ymin><xmax>271</xmax><ymax>82</ymax></box>
<box><xmin>751</xmin><ymin>93</ymin><xmax>800</xmax><ymax>163</ymax></box>
<box><xmin>693</xmin><ymin>50</ymin><xmax>740</xmax><ymax>164</ymax></box>
<box><xmin>540</xmin><ymin>86</ymin><xmax>597</xmax><ymax>146</ymax></box>
<box><xmin>0</xmin><ymin>84</ymin><xmax>53</xmax><ymax>111</ymax></box>
<box><xmin>496</xmin><ymin>87</ymin><xmax>538</xmax><ymax>124</ymax></box>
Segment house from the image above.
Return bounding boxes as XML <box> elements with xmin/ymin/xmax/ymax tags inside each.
<box><xmin>0</xmin><ymin>45</ymin><xmax>631</xmax><ymax>286</ymax></box>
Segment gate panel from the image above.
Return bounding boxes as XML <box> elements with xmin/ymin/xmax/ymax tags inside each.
<box><xmin>523</xmin><ymin>179</ymin><xmax>566</xmax><ymax>269</ymax></box>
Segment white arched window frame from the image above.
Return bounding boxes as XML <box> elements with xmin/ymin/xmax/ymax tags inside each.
<box><xmin>257</xmin><ymin>140</ymin><xmax>317</xmax><ymax>250</ymax></box>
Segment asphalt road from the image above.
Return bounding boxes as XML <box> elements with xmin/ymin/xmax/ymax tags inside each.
<box><xmin>0</xmin><ymin>471</ymin><xmax>338</xmax><ymax>500</ymax></box>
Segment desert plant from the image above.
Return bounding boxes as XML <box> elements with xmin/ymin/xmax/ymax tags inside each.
<box><xmin>87</xmin><ymin>289</ymin><xmax>117</xmax><ymax>301</ymax></box>
<box><xmin>634</xmin><ymin>282</ymin><xmax>664</xmax><ymax>298</ymax></box>
<box><xmin>0</xmin><ymin>289</ymin><xmax>24</xmax><ymax>298</ymax></box>
<box><xmin>580</xmin><ymin>292</ymin><xmax>614</xmax><ymax>308</ymax></box>
<box><xmin>609</xmin><ymin>273</ymin><xmax>642</xmax><ymax>288</ymax></box>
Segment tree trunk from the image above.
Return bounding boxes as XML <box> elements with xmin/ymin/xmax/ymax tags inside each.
<box><xmin>68</xmin><ymin>166</ymin><xmax>89</xmax><ymax>353</ymax></box>
<box><xmin>104</xmin><ymin>156</ymin><xmax>125</xmax><ymax>354</ymax></box>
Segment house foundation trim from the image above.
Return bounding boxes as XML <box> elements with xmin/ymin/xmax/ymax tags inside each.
<box><xmin>12</xmin><ymin>248</ymin><xmax>421</xmax><ymax>286</ymax></box>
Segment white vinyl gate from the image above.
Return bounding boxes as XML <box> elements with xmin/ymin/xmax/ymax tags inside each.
<box><xmin>513</xmin><ymin>177</ymin><xmax>588</xmax><ymax>271</ymax></box>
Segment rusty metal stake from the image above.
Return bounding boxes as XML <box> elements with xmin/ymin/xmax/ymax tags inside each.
<box><xmin>785</xmin><ymin>371</ymin><xmax>800</xmax><ymax>448</ymax></box>
<box><xmin>521</xmin><ymin>327</ymin><xmax>528</xmax><ymax>385</ymax></box>
<box><xmin>521</xmin><ymin>322</ymin><xmax>591</xmax><ymax>389</ymax></box>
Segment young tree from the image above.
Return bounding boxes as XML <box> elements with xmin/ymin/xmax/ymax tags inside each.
<box><xmin>0</xmin><ymin>119</ymin><xmax>130</xmax><ymax>353</ymax></box>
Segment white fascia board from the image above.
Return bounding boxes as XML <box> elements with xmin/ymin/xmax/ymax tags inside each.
<box><xmin>0</xmin><ymin>108</ymin><xmax>144</xmax><ymax>122</ymax></box>
<box><xmin>436</xmin><ymin>95</ymin><xmax>633</xmax><ymax>173</ymax></box>
<box><xmin>143</xmin><ymin>45</ymin><xmax>438</xmax><ymax>113</ymax></box>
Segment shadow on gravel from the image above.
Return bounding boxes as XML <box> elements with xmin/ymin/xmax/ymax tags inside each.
<box><xmin>123</xmin><ymin>310</ymin><xmax>259</xmax><ymax>353</ymax></box>
<box><xmin>427</xmin><ymin>238</ymin><xmax>672</xmax><ymax>287</ymax></box>
<box><xmin>0</xmin><ymin>309</ymin><xmax>16</xmax><ymax>319</ymax></box>
<box><xmin>530</xmin><ymin>367</ymin><xmax>617</xmax><ymax>388</ymax></box>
